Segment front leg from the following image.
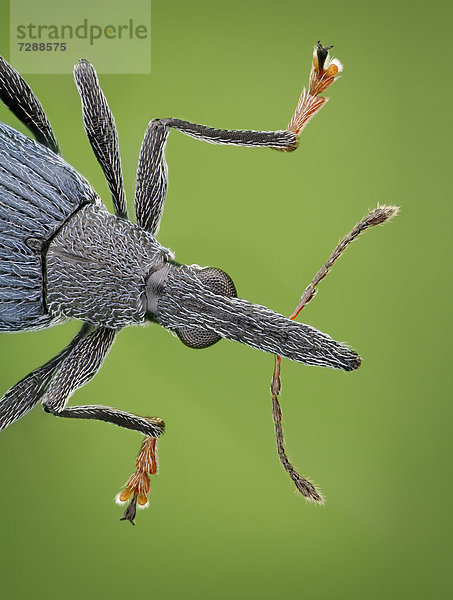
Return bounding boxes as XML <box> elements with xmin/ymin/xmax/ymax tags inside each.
<box><xmin>41</xmin><ymin>326</ymin><xmax>165</xmax><ymax>523</ymax></box>
<box><xmin>135</xmin><ymin>42</ymin><xmax>343</xmax><ymax>234</ymax></box>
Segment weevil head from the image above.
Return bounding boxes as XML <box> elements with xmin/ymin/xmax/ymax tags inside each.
<box><xmin>145</xmin><ymin>262</ymin><xmax>237</xmax><ymax>349</ymax></box>
<box><xmin>145</xmin><ymin>260</ymin><xmax>361</xmax><ymax>371</ymax></box>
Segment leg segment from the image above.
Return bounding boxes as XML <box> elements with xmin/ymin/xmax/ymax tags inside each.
<box><xmin>134</xmin><ymin>119</ymin><xmax>297</xmax><ymax>234</ymax></box>
<box><xmin>0</xmin><ymin>56</ymin><xmax>59</xmax><ymax>154</ymax></box>
<box><xmin>0</xmin><ymin>323</ymin><xmax>92</xmax><ymax>431</ymax></box>
<box><xmin>135</xmin><ymin>42</ymin><xmax>342</xmax><ymax>234</ymax></box>
<box><xmin>161</xmin><ymin>118</ymin><xmax>298</xmax><ymax>149</ymax></box>
<box><xmin>41</xmin><ymin>326</ymin><xmax>164</xmax><ymax>438</ymax></box>
<box><xmin>40</xmin><ymin>325</ymin><xmax>164</xmax><ymax>523</ymax></box>
<box><xmin>116</xmin><ymin>436</ymin><xmax>159</xmax><ymax>525</ymax></box>
<box><xmin>47</xmin><ymin>404</ymin><xmax>163</xmax><ymax>437</ymax></box>
<box><xmin>73</xmin><ymin>60</ymin><xmax>127</xmax><ymax>219</ymax></box>
<box><xmin>135</xmin><ymin>119</ymin><xmax>169</xmax><ymax>234</ymax></box>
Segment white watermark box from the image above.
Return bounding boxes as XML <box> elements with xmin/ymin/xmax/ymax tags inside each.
<box><xmin>10</xmin><ymin>0</ymin><xmax>151</xmax><ymax>74</ymax></box>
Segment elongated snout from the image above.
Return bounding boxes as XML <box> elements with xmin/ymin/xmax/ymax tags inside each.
<box><xmin>150</xmin><ymin>264</ymin><xmax>361</xmax><ymax>371</ymax></box>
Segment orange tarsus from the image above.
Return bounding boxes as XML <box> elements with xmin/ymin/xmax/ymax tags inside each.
<box><xmin>117</xmin><ymin>436</ymin><xmax>159</xmax><ymax>522</ymax></box>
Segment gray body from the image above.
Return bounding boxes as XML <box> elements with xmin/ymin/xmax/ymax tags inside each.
<box><xmin>0</xmin><ymin>122</ymin><xmax>167</xmax><ymax>331</ymax></box>
<box><xmin>0</xmin><ymin>122</ymin><xmax>96</xmax><ymax>331</ymax></box>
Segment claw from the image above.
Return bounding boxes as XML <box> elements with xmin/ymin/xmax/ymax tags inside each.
<box><xmin>120</xmin><ymin>491</ymin><xmax>138</xmax><ymax>525</ymax></box>
<box><xmin>315</xmin><ymin>41</ymin><xmax>333</xmax><ymax>72</ymax></box>
<box><xmin>310</xmin><ymin>41</ymin><xmax>343</xmax><ymax>95</ymax></box>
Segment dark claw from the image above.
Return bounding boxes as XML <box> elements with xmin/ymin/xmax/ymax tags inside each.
<box><xmin>316</xmin><ymin>41</ymin><xmax>333</xmax><ymax>72</ymax></box>
<box><xmin>120</xmin><ymin>492</ymin><xmax>137</xmax><ymax>525</ymax></box>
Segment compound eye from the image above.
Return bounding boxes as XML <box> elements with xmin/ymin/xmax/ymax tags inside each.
<box><xmin>197</xmin><ymin>267</ymin><xmax>237</xmax><ymax>298</ymax></box>
<box><xmin>176</xmin><ymin>327</ymin><xmax>221</xmax><ymax>349</ymax></box>
<box><xmin>175</xmin><ymin>267</ymin><xmax>237</xmax><ymax>349</ymax></box>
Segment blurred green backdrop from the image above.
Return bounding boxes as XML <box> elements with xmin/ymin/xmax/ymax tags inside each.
<box><xmin>0</xmin><ymin>1</ymin><xmax>451</xmax><ymax>599</ymax></box>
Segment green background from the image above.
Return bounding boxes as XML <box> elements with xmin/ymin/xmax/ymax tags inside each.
<box><xmin>0</xmin><ymin>1</ymin><xmax>451</xmax><ymax>599</ymax></box>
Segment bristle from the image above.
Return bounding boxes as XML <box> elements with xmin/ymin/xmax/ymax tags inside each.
<box><xmin>288</xmin><ymin>91</ymin><xmax>328</xmax><ymax>135</ymax></box>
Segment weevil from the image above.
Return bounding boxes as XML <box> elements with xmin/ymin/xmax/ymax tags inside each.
<box><xmin>0</xmin><ymin>43</ymin><xmax>397</xmax><ymax>523</ymax></box>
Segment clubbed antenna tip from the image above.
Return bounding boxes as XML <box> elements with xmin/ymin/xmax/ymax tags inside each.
<box><xmin>272</xmin><ymin>396</ymin><xmax>324</xmax><ymax>504</ymax></box>
<box><xmin>366</xmin><ymin>205</ymin><xmax>400</xmax><ymax>226</ymax></box>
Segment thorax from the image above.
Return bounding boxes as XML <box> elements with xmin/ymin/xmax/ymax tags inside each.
<box><xmin>45</xmin><ymin>202</ymin><xmax>169</xmax><ymax>328</ymax></box>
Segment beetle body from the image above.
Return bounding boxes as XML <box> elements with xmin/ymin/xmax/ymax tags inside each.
<box><xmin>0</xmin><ymin>44</ymin><xmax>396</xmax><ymax>522</ymax></box>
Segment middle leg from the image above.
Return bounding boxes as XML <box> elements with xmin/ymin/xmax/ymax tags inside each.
<box><xmin>41</xmin><ymin>326</ymin><xmax>165</xmax><ymax>523</ymax></box>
